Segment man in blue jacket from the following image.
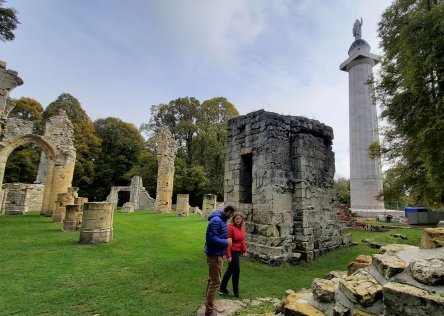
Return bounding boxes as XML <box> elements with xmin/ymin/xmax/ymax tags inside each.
<box><xmin>204</xmin><ymin>205</ymin><xmax>235</xmax><ymax>316</ymax></box>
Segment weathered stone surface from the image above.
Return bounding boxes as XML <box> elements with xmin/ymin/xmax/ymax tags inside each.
<box><xmin>155</xmin><ymin>127</ymin><xmax>177</xmax><ymax>213</ymax></box>
<box><xmin>53</xmin><ymin>187</ymin><xmax>78</xmax><ymax>223</ymax></box>
<box><xmin>121</xmin><ymin>202</ymin><xmax>134</xmax><ymax>213</ymax></box>
<box><xmin>372</xmin><ymin>254</ymin><xmax>406</xmax><ymax>279</ymax></box>
<box><xmin>280</xmin><ymin>290</ymin><xmax>326</xmax><ymax>316</ymax></box>
<box><xmin>63</xmin><ymin>204</ymin><xmax>81</xmax><ymax>231</ymax></box>
<box><xmin>312</xmin><ymin>278</ymin><xmax>335</xmax><ymax>302</ymax></box>
<box><xmin>421</xmin><ymin>228</ymin><xmax>444</xmax><ymax>249</ymax></box>
<box><xmin>79</xmin><ymin>202</ymin><xmax>114</xmax><ymax>244</ymax></box>
<box><xmin>379</xmin><ymin>243</ymin><xmax>418</xmax><ymax>254</ymax></box>
<box><xmin>382</xmin><ymin>281</ymin><xmax>444</xmax><ymax>316</ymax></box>
<box><xmin>106</xmin><ymin>176</ymin><xmax>155</xmax><ymax>210</ymax></box>
<box><xmin>333</xmin><ymin>303</ymin><xmax>350</xmax><ymax>316</ymax></box>
<box><xmin>201</xmin><ymin>194</ymin><xmax>217</xmax><ymax>220</ymax></box>
<box><xmin>176</xmin><ymin>194</ymin><xmax>189</xmax><ymax>217</ymax></box>
<box><xmin>410</xmin><ymin>257</ymin><xmax>444</xmax><ymax>285</ymax></box>
<box><xmin>225</xmin><ymin>110</ymin><xmax>349</xmax><ymax>264</ymax></box>
<box><xmin>339</xmin><ymin>271</ymin><xmax>382</xmax><ymax>307</ymax></box>
<box><xmin>348</xmin><ymin>255</ymin><xmax>372</xmax><ymax>275</ymax></box>
<box><xmin>438</xmin><ymin>220</ymin><xmax>444</xmax><ymax>227</ymax></box>
<box><xmin>325</xmin><ymin>270</ymin><xmax>347</xmax><ymax>280</ymax></box>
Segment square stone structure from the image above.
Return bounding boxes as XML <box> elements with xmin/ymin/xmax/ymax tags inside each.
<box><xmin>225</xmin><ymin>110</ymin><xmax>351</xmax><ymax>264</ymax></box>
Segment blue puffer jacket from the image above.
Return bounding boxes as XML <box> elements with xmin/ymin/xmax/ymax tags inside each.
<box><xmin>204</xmin><ymin>210</ymin><xmax>229</xmax><ymax>256</ymax></box>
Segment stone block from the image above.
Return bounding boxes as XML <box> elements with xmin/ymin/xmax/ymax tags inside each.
<box><xmin>121</xmin><ymin>202</ymin><xmax>135</xmax><ymax>213</ymax></box>
<box><xmin>421</xmin><ymin>228</ymin><xmax>444</xmax><ymax>249</ymax></box>
<box><xmin>379</xmin><ymin>243</ymin><xmax>418</xmax><ymax>254</ymax></box>
<box><xmin>372</xmin><ymin>254</ymin><xmax>406</xmax><ymax>279</ymax></box>
<box><xmin>409</xmin><ymin>257</ymin><xmax>444</xmax><ymax>285</ymax></box>
<box><xmin>347</xmin><ymin>255</ymin><xmax>372</xmax><ymax>275</ymax></box>
<box><xmin>280</xmin><ymin>290</ymin><xmax>326</xmax><ymax>316</ymax></box>
<box><xmin>312</xmin><ymin>278</ymin><xmax>335</xmax><ymax>302</ymax></box>
<box><xmin>382</xmin><ymin>281</ymin><xmax>444</xmax><ymax>315</ymax></box>
<box><xmin>339</xmin><ymin>271</ymin><xmax>382</xmax><ymax>307</ymax></box>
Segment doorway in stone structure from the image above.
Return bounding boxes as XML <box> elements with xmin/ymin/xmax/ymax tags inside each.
<box><xmin>0</xmin><ymin>135</ymin><xmax>57</xmax><ymax>215</ymax></box>
<box><xmin>239</xmin><ymin>153</ymin><xmax>253</xmax><ymax>204</ymax></box>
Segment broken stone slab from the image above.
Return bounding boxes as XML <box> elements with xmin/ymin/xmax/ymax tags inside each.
<box><xmin>382</xmin><ymin>281</ymin><xmax>444</xmax><ymax>316</ymax></box>
<box><xmin>347</xmin><ymin>255</ymin><xmax>372</xmax><ymax>275</ymax></box>
<box><xmin>121</xmin><ymin>202</ymin><xmax>134</xmax><ymax>213</ymax></box>
<box><xmin>372</xmin><ymin>254</ymin><xmax>406</xmax><ymax>279</ymax></box>
<box><xmin>410</xmin><ymin>257</ymin><xmax>444</xmax><ymax>285</ymax></box>
<box><xmin>278</xmin><ymin>289</ymin><xmax>326</xmax><ymax>316</ymax></box>
<box><xmin>338</xmin><ymin>271</ymin><xmax>382</xmax><ymax>307</ymax></box>
<box><xmin>421</xmin><ymin>228</ymin><xmax>444</xmax><ymax>249</ymax></box>
<box><xmin>312</xmin><ymin>278</ymin><xmax>335</xmax><ymax>303</ymax></box>
<box><xmin>379</xmin><ymin>243</ymin><xmax>418</xmax><ymax>254</ymax></box>
<box><xmin>325</xmin><ymin>270</ymin><xmax>347</xmax><ymax>280</ymax></box>
<box><xmin>332</xmin><ymin>303</ymin><xmax>350</xmax><ymax>316</ymax></box>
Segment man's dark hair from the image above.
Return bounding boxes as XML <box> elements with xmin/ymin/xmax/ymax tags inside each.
<box><xmin>223</xmin><ymin>205</ymin><xmax>236</xmax><ymax>214</ymax></box>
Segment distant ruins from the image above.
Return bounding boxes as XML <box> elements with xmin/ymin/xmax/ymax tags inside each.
<box><xmin>0</xmin><ymin>60</ymin><xmax>76</xmax><ymax>217</ymax></box>
<box><xmin>225</xmin><ymin>110</ymin><xmax>351</xmax><ymax>264</ymax></box>
<box><xmin>106</xmin><ymin>175</ymin><xmax>155</xmax><ymax>210</ymax></box>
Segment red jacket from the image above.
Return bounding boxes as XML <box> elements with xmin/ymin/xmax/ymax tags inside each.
<box><xmin>226</xmin><ymin>223</ymin><xmax>248</xmax><ymax>258</ymax></box>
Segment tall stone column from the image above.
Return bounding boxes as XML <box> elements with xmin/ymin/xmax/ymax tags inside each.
<box><xmin>340</xmin><ymin>20</ymin><xmax>384</xmax><ymax>210</ymax></box>
<box><xmin>155</xmin><ymin>127</ymin><xmax>177</xmax><ymax>213</ymax></box>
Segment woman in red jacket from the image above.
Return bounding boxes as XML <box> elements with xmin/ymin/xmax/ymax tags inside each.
<box><xmin>219</xmin><ymin>212</ymin><xmax>248</xmax><ymax>298</ymax></box>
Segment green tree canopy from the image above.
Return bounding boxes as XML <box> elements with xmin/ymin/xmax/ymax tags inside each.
<box><xmin>91</xmin><ymin>117</ymin><xmax>147</xmax><ymax>201</ymax></box>
<box><xmin>376</xmin><ymin>0</ymin><xmax>444</xmax><ymax>207</ymax></box>
<box><xmin>333</xmin><ymin>177</ymin><xmax>350</xmax><ymax>206</ymax></box>
<box><xmin>143</xmin><ymin>96</ymin><xmax>239</xmax><ymax>205</ymax></box>
<box><xmin>44</xmin><ymin>93</ymin><xmax>101</xmax><ymax>197</ymax></box>
<box><xmin>0</xmin><ymin>0</ymin><xmax>19</xmax><ymax>42</ymax></box>
<box><xmin>9</xmin><ymin>97</ymin><xmax>44</xmax><ymax>133</ymax></box>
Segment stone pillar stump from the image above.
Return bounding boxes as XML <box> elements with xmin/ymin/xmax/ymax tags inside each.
<box><xmin>79</xmin><ymin>202</ymin><xmax>114</xmax><ymax>244</ymax></box>
<box><xmin>202</xmin><ymin>194</ymin><xmax>217</xmax><ymax>220</ymax></box>
<box><xmin>176</xmin><ymin>194</ymin><xmax>189</xmax><ymax>217</ymax></box>
<box><xmin>63</xmin><ymin>204</ymin><xmax>81</xmax><ymax>231</ymax></box>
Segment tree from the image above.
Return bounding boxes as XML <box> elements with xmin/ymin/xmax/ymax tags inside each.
<box><xmin>3</xmin><ymin>98</ymin><xmax>44</xmax><ymax>183</ymax></box>
<box><xmin>9</xmin><ymin>97</ymin><xmax>44</xmax><ymax>133</ymax></box>
<box><xmin>376</xmin><ymin>0</ymin><xmax>444</xmax><ymax>207</ymax></box>
<box><xmin>43</xmin><ymin>93</ymin><xmax>101</xmax><ymax>197</ymax></box>
<box><xmin>0</xmin><ymin>0</ymin><xmax>19</xmax><ymax>42</ymax></box>
<box><xmin>91</xmin><ymin>117</ymin><xmax>147</xmax><ymax>201</ymax></box>
<box><xmin>333</xmin><ymin>178</ymin><xmax>350</xmax><ymax>206</ymax></box>
<box><xmin>142</xmin><ymin>97</ymin><xmax>239</xmax><ymax>205</ymax></box>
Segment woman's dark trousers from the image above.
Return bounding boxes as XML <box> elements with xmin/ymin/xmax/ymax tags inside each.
<box><xmin>220</xmin><ymin>251</ymin><xmax>241</xmax><ymax>295</ymax></box>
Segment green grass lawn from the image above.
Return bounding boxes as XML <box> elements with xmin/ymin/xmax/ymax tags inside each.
<box><xmin>0</xmin><ymin>211</ymin><xmax>423</xmax><ymax>316</ymax></box>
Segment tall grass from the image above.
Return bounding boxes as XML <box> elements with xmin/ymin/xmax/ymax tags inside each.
<box><xmin>0</xmin><ymin>211</ymin><xmax>422</xmax><ymax>315</ymax></box>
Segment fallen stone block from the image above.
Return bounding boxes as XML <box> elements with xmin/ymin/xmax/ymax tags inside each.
<box><xmin>421</xmin><ymin>228</ymin><xmax>444</xmax><ymax>249</ymax></box>
<box><xmin>410</xmin><ymin>257</ymin><xmax>444</xmax><ymax>285</ymax></box>
<box><xmin>312</xmin><ymin>278</ymin><xmax>335</xmax><ymax>302</ymax></box>
<box><xmin>372</xmin><ymin>254</ymin><xmax>406</xmax><ymax>279</ymax></box>
<box><xmin>382</xmin><ymin>281</ymin><xmax>444</xmax><ymax>315</ymax></box>
<box><xmin>339</xmin><ymin>271</ymin><xmax>382</xmax><ymax>307</ymax></box>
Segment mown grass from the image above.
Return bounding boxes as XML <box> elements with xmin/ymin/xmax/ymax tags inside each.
<box><xmin>0</xmin><ymin>211</ymin><xmax>423</xmax><ymax>315</ymax></box>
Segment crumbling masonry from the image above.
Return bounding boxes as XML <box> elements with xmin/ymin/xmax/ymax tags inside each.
<box><xmin>155</xmin><ymin>127</ymin><xmax>177</xmax><ymax>213</ymax></box>
<box><xmin>0</xmin><ymin>60</ymin><xmax>76</xmax><ymax>216</ymax></box>
<box><xmin>224</xmin><ymin>110</ymin><xmax>351</xmax><ymax>264</ymax></box>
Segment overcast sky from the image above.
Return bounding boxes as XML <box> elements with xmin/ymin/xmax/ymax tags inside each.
<box><xmin>2</xmin><ymin>0</ymin><xmax>393</xmax><ymax>178</ymax></box>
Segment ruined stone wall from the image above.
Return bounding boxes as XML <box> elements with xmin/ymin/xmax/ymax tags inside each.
<box><xmin>3</xmin><ymin>118</ymin><xmax>34</xmax><ymax>141</ymax></box>
<box><xmin>105</xmin><ymin>175</ymin><xmax>155</xmax><ymax>210</ymax></box>
<box><xmin>225</xmin><ymin>110</ymin><xmax>350</xmax><ymax>264</ymax></box>
<box><xmin>2</xmin><ymin>183</ymin><xmax>45</xmax><ymax>214</ymax></box>
<box><xmin>155</xmin><ymin>127</ymin><xmax>177</xmax><ymax>213</ymax></box>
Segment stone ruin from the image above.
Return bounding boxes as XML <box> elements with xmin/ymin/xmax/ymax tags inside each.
<box><xmin>176</xmin><ymin>194</ymin><xmax>189</xmax><ymax>217</ymax></box>
<box><xmin>106</xmin><ymin>175</ymin><xmax>155</xmax><ymax>210</ymax></box>
<box><xmin>201</xmin><ymin>194</ymin><xmax>218</xmax><ymax>220</ymax></box>
<box><xmin>1</xmin><ymin>183</ymin><xmax>44</xmax><ymax>215</ymax></box>
<box><xmin>277</xmin><ymin>228</ymin><xmax>444</xmax><ymax>316</ymax></box>
<box><xmin>155</xmin><ymin>127</ymin><xmax>178</xmax><ymax>213</ymax></box>
<box><xmin>0</xmin><ymin>60</ymin><xmax>76</xmax><ymax>217</ymax></box>
<box><xmin>224</xmin><ymin>110</ymin><xmax>351</xmax><ymax>264</ymax></box>
<box><xmin>53</xmin><ymin>187</ymin><xmax>78</xmax><ymax>223</ymax></box>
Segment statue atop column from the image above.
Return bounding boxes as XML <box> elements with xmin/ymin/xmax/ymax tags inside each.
<box><xmin>353</xmin><ymin>18</ymin><xmax>363</xmax><ymax>40</ymax></box>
